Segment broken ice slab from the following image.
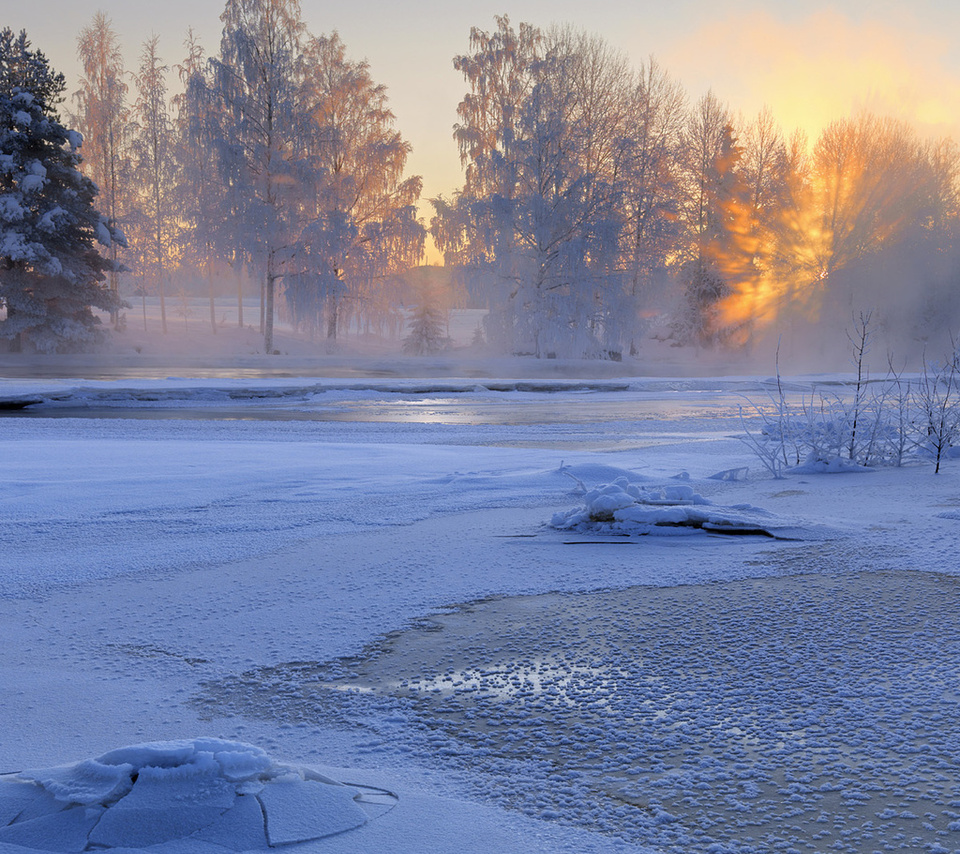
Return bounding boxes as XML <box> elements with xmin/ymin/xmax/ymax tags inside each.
<box><xmin>0</xmin><ymin>778</ymin><xmax>48</xmax><ymax>826</ymax></box>
<box><xmin>87</xmin><ymin>760</ymin><xmax>236</xmax><ymax>849</ymax></box>
<box><xmin>18</xmin><ymin>759</ymin><xmax>135</xmax><ymax>807</ymax></box>
<box><xmin>0</xmin><ymin>804</ymin><xmax>103</xmax><ymax>852</ymax></box>
<box><xmin>190</xmin><ymin>793</ymin><xmax>267</xmax><ymax>851</ymax></box>
<box><xmin>258</xmin><ymin>774</ymin><xmax>367</xmax><ymax>845</ymax></box>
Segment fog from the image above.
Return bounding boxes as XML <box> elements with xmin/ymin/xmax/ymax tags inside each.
<box><xmin>3</xmin><ymin>9</ymin><xmax>960</xmax><ymax>375</ymax></box>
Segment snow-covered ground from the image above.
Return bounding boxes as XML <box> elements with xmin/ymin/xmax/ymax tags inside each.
<box><xmin>1</xmin><ymin>366</ymin><xmax>959</xmax><ymax>853</ymax></box>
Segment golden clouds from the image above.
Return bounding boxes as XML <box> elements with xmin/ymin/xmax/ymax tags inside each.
<box><xmin>662</xmin><ymin>8</ymin><xmax>960</xmax><ymax>142</ymax></box>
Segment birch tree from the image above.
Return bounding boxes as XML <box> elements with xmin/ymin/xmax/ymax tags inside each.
<box><xmin>130</xmin><ymin>35</ymin><xmax>174</xmax><ymax>332</ymax></box>
<box><xmin>286</xmin><ymin>32</ymin><xmax>423</xmax><ymax>340</ymax></box>
<box><xmin>174</xmin><ymin>29</ymin><xmax>231</xmax><ymax>331</ymax></box>
<box><xmin>620</xmin><ymin>58</ymin><xmax>686</xmax><ymax>352</ymax></box>
<box><xmin>73</xmin><ymin>12</ymin><xmax>129</xmax><ymax>322</ymax></box>
<box><xmin>435</xmin><ymin>19</ymin><xmax>633</xmax><ymax>358</ymax></box>
<box><xmin>211</xmin><ymin>0</ymin><xmax>306</xmax><ymax>353</ymax></box>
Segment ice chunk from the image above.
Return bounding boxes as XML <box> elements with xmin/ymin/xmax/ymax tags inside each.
<box><xmin>0</xmin><ymin>805</ymin><xmax>102</xmax><ymax>852</ymax></box>
<box><xmin>87</xmin><ymin>757</ymin><xmax>236</xmax><ymax>848</ymax></box>
<box><xmin>0</xmin><ymin>778</ymin><xmax>47</xmax><ymax>825</ymax></box>
<box><xmin>213</xmin><ymin>749</ymin><xmax>271</xmax><ymax>782</ymax></box>
<box><xmin>97</xmin><ymin>741</ymin><xmax>197</xmax><ymax>770</ymax></box>
<box><xmin>88</xmin><ymin>801</ymin><xmax>230</xmax><ymax>848</ymax></box>
<box><xmin>190</xmin><ymin>793</ymin><xmax>267</xmax><ymax>850</ymax></box>
<box><xmin>258</xmin><ymin>775</ymin><xmax>367</xmax><ymax>845</ymax></box>
<box><xmin>17</xmin><ymin>759</ymin><xmax>134</xmax><ymax>806</ymax></box>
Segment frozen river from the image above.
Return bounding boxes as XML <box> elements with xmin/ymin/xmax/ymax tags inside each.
<box><xmin>2</xmin><ymin>370</ymin><xmax>958</xmax><ymax>854</ymax></box>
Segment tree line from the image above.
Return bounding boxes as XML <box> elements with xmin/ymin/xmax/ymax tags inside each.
<box><xmin>433</xmin><ymin>17</ymin><xmax>960</xmax><ymax>359</ymax></box>
<box><xmin>69</xmin><ymin>2</ymin><xmax>422</xmax><ymax>354</ymax></box>
<box><xmin>2</xmin><ymin>5</ymin><xmax>959</xmax><ymax>356</ymax></box>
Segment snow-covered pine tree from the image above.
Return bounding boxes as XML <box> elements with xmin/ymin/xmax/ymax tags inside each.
<box><xmin>0</xmin><ymin>28</ymin><xmax>124</xmax><ymax>352</ymax></box>
<box><xmin>403</xmin><ymin>300</ymin><xmax>449</xmax><ymax>355</ymax></box>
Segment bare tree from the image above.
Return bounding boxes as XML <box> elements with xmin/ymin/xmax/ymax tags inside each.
<box><xmin>73</xmin><ymin>12</ymin><xmax>130</xmax><ymax>324</ymax></box>
<box><xmin>174</xmin><ymin>29</ymin><xmax>229</xmax><ymax>333</ymax></box>
<box><xmin>621</xmin><ymin>58</ymin><xmax>686</xmax><ymax>351</ymax></box>
<box><xmin>436</xmin><ymin>19</ymin><xmax>635</xmax><ymax>358</ymax></box>
<box><xmin>130</xmin><ymin>35</ymin><xmax>174</xmax><ymax>333</ymax></box>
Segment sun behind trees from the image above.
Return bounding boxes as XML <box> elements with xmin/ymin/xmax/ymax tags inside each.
<box><xmin>3</xmin><ymin>10</ymin><xmax>959</xmax><ymax>358</ymax></box>
<box><xmin>433</xmin><ymin>16</ymin><xmax>960</xmax><ymax>360</ymax></box>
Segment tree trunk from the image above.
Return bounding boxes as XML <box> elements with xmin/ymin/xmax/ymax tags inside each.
<box><xmin>259</xmin><ymin>278</ymin><xmax>265</xmax><ymax>334</ymax></box>
<box><xmin>264</xmin><ymin>251</ymin><xmax>276</xmax><ymax>353</ymax></box>
<box><xmin>207</xmin><ymin>258</ymin><xmax>216</xmax><ymax>334</ymax></box>
<box><xmin>326</xmin><ymin>292</ymin><xmax>338</xmax><ymax>340</ymax></box>
<box><xmin>159</xmin><ymin>271</ymin><xmax>167</xmax><ymax>335</ymax></box>
<box><xmin>236</xmin><ymin>264</ymin><xmax>244</xmax><ymax>328</ymax></box>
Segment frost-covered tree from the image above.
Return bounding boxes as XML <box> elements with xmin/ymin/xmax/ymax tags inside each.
<box><xmin>403</xmin><ymin>301</ymin><xmax>449</xmax><ymax>355</ymax></box>
<box><xmin>73</xmin><ymin>13</ymin><xmax>129</xmax><ymax>318</ymax></box>
<box><xmin>435</xmin><ymin>18</ymin><xmax>632</xmax><ymax>358</ymax></box>
<box><xmin>130</xmin><ymin>35</ymin><xmax>175</xmax><ymax>333</ymax></box>
<box><xmin>174</xmin><ymin>29</ymin><xmax>235</xmax><ymax>331</ymax></box>
<box><xmin>286</xmin><ymin>32</ymin><xmax>423</xmax><ymax>341</ymax></box>
<box><xmin>0</xmin><ymin>28</ymin><xmax>124</xmax><ymax>352</ymax></box>
<box><xmin>673</xmin><ymin>93</ymin><xmax>757</xmax><ymax>346</ymax></box>
<box><xmin>620</xmin><ymin>58</ymin><xmax>686</xmax><ymax>352</ymax></box>
<box><xmin>210</xmin><ymin>0</ymin><xmax>306</xmax><ymax>353</ymax></box>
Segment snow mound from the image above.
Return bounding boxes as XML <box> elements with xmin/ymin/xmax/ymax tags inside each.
<box><xmin>551</xmin><ymin>477</ymin><xmax>784</xmax><ymax>536</ymax></box>
<box><xmin>0</xmin><ymin>738</ymin><xmax>395</xmax><ymax>852</ymax></box>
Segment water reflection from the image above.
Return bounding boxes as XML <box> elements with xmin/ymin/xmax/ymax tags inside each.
<box><xmin>3</xmin><ymin>392</ymin><xmax>742</xmax><ymax>426</ymax></box>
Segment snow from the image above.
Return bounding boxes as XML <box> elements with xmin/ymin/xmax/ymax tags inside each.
<box><xmin>1</xmin><ymin>365</ymin><xmax>959</xmax><ymax>853</ymax></box>
<box><xmin>19</xmin><ymin>174</ymin><xmax>44</xmax><ymax>194</ymax></box>
<box><xmin>0</xmin><ymin>738</ymin><xmax>380</xmax><ymax>851</ymax></box>
<box><xmin>95</xmin><ymin>220</ymin><xmax>113</xmax><ymax>247</ymax></box>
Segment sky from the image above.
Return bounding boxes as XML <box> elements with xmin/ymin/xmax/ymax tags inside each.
<box><xmin>5</xmin><ymin>0</ymin><xmax>960</xmax><ymax>260</ymax></box>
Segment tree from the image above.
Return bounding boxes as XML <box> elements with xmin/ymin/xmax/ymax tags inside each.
<box><xmin>435</xmin><ymin>19</ymin><xmax>633</xmax><ymax>358</ymax></box>
<box><xmin>286</xmin><ymin>32</ymin><xmax>423</xmax><ymax>341</ymax></box>
<box><xmin>130</xmin><ymin>35</ymin><xmax>175</xmax><ymax>333</ymax></box>
<box><xmin>620</xmin><ymin>58</ymin><xmax>686</xmax><ymax>353</ymax></box>
<box><xmin>0</xmin><ymin>28</ymin><xmax>124</xmax><ymax>352</ymax></box>
<box><xmin>174</xmin><ymin>29</ymin><xmax>235</xmax><ymax>332</ymax></box>
<box><xmin>73</xmin><ymin>12</ymin><xmax>129</xmax><ymax>320</ymax></box>
<box><xmin>716</xmin><ymin>107</ymin><xmax>793</xmax><ymax>342</ymax></box>
<box><xmin>210</xmin><ymin>0</ymin><xmax>306</xmax><ymax>353</ymax></box>
<box><xmin>673</xmin><ymin>92</ymin><xmax>748</xmax><ymax>345</ymax></box>
<box><xmin>403</xmin><ymin>279</ymin><xmax>450</xmax><ymax>355</ymax></box>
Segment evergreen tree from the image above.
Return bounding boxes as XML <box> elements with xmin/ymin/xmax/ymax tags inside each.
<box><xmin>403</xmin><ymin>300</ymin><xmax>449</xmax><ymax>355</ymax></box>
<box><xmin>0</xmin><ymin>28</ymin><xmax>124</xmax><ymax>352</ymax></box>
